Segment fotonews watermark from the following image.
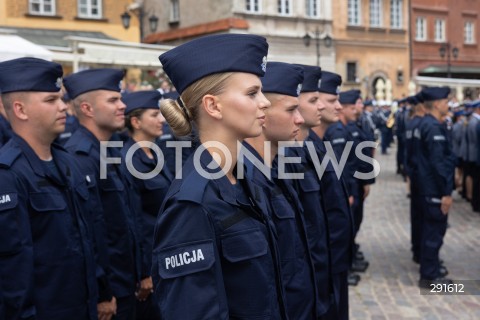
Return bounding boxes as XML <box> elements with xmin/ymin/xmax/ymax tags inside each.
<box><xmin>100</xmin><ymin>140</ymin><xmax>381</xmax><ymax>181</ymax></box>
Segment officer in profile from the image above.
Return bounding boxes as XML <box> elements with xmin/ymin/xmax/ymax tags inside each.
<box><xmin>121</xmin><ymin>90</ymin><xmax>173</xmax><ymax>319</ymax></box>
<box><xmin>153</xmin><ymin>33</ymin><xmax>288</xmax><ymax>319</ymax></box>
<box><xmin>287</xmin><ymin>64</ymin><xmax>335</xmax><ymax>319</ymax></box>
<box><xmin>0</xmin><ymin>57</ymin><xmax>97</xmax><ymax>319</ymax></box>
<box><xmin>326</xmin><ymin>90</ymin><xmax>370</xmax><ymax>276</ymax></box>
<box><xmin>465</xmin><ymin>100</ymin><xmax>480</xmax><ymax>212</ymax></box>
<box><xmin>413</xmin><ymin>87</ymin><xmax>455</xmax><ymax>288</ymax></box>
<box><xmin>64</xmin><ymin>69</ymin><xmax>151</xmax><ymax>319</ymax></box>
<box><xmin>0</xmin><ymin>95</ymin><xmax>12</xmax><ymax>149</ymax></box>
<box><xmin>242</xmin><ymin>62</ymin><xmax>317</xmax><ymax>319</ymax></box>
<box><xmin>312</xmin><ymin>71</ymin><xmax>356</xmax><ymax>319</ymax></box>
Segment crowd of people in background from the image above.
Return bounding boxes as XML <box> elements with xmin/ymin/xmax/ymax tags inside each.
<box><xmin>0</xmin><ymin>33</ymin><xmax>478</xmax><ymax>320</ymax></box>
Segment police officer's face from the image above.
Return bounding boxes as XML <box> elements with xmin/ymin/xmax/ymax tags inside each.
<box><xmin>24</xmin><ymin>91</ymin><xmax>67</xmax><ymax>137</ymax></box>
<box><xmin>355</xmin><ymin>98</ymin><xmax>364</xmax><ymax>116</ymax></box>
<box><xmin>341</xmin><ymin>104</ymin><xmax>357</xmax><ymax>122</ymax></box>
<box><xmin>298</xmin><ymin>91</ymin><xmax>323</xmax><ymax>128</ymax></box>
<box><xmin>263</xmin><ymin>94</ymin><xmax>304</xmax><ymax>143</ymax></box>
<box><xmin>216</xmin><ymin>73</ymin><xmax>271</xmax><ymax>139</ymax></box>
<box><xmin>318</xmin><ymin>93</ymin><xmax>342</xmax><ymax>124</ymax></box>
<box><xmin>91</xmin><ymin>90</ymin><xmax>126</xmax><ymax>132</ymax></box>
<box><xmin>436</xmin><ymin>98</ymin><xmax>449</xmax><ymax>116</ymax></box>
<box><xmin>135</xmin><ymin>108</ymin><xmax>165</xmax><ymax>139</ymax></box>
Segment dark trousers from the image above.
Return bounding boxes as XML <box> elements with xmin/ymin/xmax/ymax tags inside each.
<box><xmin>330</xmin><ymin>271</ymin><xmax>349</xmax><ymax>320</ymax></box>
<box><xmin>410</xmin><ymin>195</ymin><xmax>423</xmax><ymax>260</ymax></box>
<box><xmin>472</xmin><ymin>165</ymin><xmax>480</xmax><ymax>212</ymax></box>
<box><xmin>114</xmin><ymin>295</ymin><xmax>136</xmax><ymax>320</ymax></box>
<box><xmin>353</xmin><ymin>183</ymin><xmax>364</xmax><ymax>238</ymax></box>
<box><xmin>135</xmin><ymin>295</ymin><xmax>160</xmax><ymax>320</ymax></box>
<box><xmin>380</xmin><ymin>129</ymin><xmax>389</xmax><ymax>154</ymax></box>
<box><xmin>419</xmin><ymin>197</ymin><xmax>448</xmax><ymax>280</ymax></box>
<box><xmin>396</xmin><ymin>138</ymin><xmax>405</xmax><ymax>171</ymax></box>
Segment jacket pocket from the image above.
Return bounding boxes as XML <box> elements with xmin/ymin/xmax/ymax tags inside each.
<box><xmin>221</xmin><ymin>229</ymin><xmax>268</xmax><ymax>263</ymax></box>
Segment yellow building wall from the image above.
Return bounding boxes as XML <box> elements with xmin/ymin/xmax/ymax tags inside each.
<box><xmin>0</xmin><ymin>0</ymin><xmax>139</xmax><ymax>42</ymax></box>
<box><xmin>332</xmin><ymin>0</ymin><xmax>411</xmax><ymax>99</ymax></box>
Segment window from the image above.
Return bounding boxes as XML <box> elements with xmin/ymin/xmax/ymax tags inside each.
<box><xmin>306</xmin><ymin>0</ymin><xmax>319</xmax><ymax>17</ymax></box>
<box><xmin>465</xmin><ymin>21</ymin><xmax>475</xmax><ymax>44</ymax></box>
<box><xmin>348</xmin><ymin>0</ymin><xmax>362</xmax><ymax>26</ymax></box>
<box><xmin>415</xmin><ymin>17</ymin><xmax>427</xmax><ymax>41</ymax></box>
<box><xmin>29</xmin><ymin>0</ymin><xmax>55</xmax><ymax>15</ymax></box>
<box><xmin>434</xmin><ymin>19</ymin><xmax>446</xmax><ymax>42</ymax></box>
<box><xmin>170</xmin><ymin>0</ymin><xmax>179</xmax><ymax>22</ymax></box>
<box><xmin>278</xmin><ymin>0</ymin><xmax>291</xmax><ymax>15</ymax></box>
<box><xmin>390</xmin><ymin>0</ymin><xmax>403</xmax><ymax>29</ymax></box>
<box><xmin>78</xmin><ymin>0</ymin><xmax>102</xmax><ymax>19</ymax></box>
<box><xmin>347</xmin><ymin>62</ymin><xmax>358</xmax><ymax>82</ymax></box>
<box><xmin>369</xmin><ymin>0</ymin><xmax>382</xmax><ymax>27</ymax></box>
<box><xmin>246</xmin><ymin>0</ymin><xmax>260</xmax><ymax>13</ymax></box>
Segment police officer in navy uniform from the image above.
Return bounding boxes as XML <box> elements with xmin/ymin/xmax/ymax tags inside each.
<box><xmin>287</xmin><ymin>65</ymin><xmax>336</xmax><ymax>319</ymax></box>
<box><xmin>0</xmin><ymin>57</ymin><xmax>97</xmax><ymax>319</ymax></box>
<box><xmin>413</xmin><ymin>87</ymin><xmax>455</xmax><ymax>288</ymax></box>
<box><xmin>328</xmin><ymin>90</ymin><xmax>371</xmax><ymax>275</ymax></box>
<box><xmin>121</xmin><ymin>90</ymin><xmax>173</xmax><ymax>319</ymax></box>
<box><xmin>242</xmin><ymin>62</ymin><xmax>317</xmax><ymax>319</ymax></box>
<box><xmin>0</xmin><ymin>96</ymin><xmax>12</xmax><ymax>149</ymax></box>
<box><xmin>465</xmin><ymin>100</ymin><xmax>480</xmax><ymax>212</ymax></box>
<box><xmin>395</xmin><ymin>98</ymin><xmax>409</xmax><ymax>177</ymax></box>
<box><xmin>152</xmin><ymin>34</ymin><xmax>288</xmax><ymax>319</ymax></box>
<box><xmin>64</xmin><ymin>69</ymin><xmax>150</xmax><ymax>319</ymax></box>
<box><xmin>404</xmin><ymin>93</ymin><xmax>426</xmax><ymax>264</ymax></box>
<box><xmin>55</xmin><ymin>92</ymin><xmax>80</xmax><ymax>145</ymax></box>
<box><xmin>311</xmin><ymin>71</ymin><xmax>356</xmax><ymax>319</ymax></box>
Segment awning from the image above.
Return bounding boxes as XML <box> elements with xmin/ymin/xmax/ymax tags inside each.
<box><xmin>0</xmin><ymin>34</ymin><xmax>53</xmax><ymax>62</ymax></box>
<box><xmin>65</xmin><ymin>36</ymin><xmax>173</xmax><ymax>71</ymax></box>
<box><xmin>419</xmin><ymin>65</ymin><xmax>480</xmax><ymax>75</ymax></box>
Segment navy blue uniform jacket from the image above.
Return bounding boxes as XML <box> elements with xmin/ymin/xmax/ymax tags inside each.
<box><xmin>412</xmin><ymin>114</ymin><xmax>456</xmax><ymax>197</ymax></box>
<box><xmin>65</xmin><ymin>126</ymin><xmax>144</xmax><ymax>301</ymax></box>
<box><xmin>152</xmin><ymin>149</ymin><xmax>288</xmax><ymax>319</ymax></box>
<box><xmin>0</xmin><ymin>135</ymin><xmax>97</xmax><ymax>319</ymax></box>
<box><xmin>121</xmin><ymin>138</ymin><xmax>173</xmax><ymax>271</ymax></box>
<box><xmin>242</xmin><ymin>142</ymin><xmax>316</xmax><ymax>320</ymax></box>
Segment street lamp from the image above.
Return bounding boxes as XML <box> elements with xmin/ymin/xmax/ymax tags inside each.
<box><xmin>303</xmin><ymin>26</ymin><xmax>333</xmax><ymax>67</ymax></box>
<box><xmin>121</xmin><ymin>3</ymin><xmax>159</xmax><ymax>42</ymax></box>
<box><xmin>439</xmin><ymin>42</ymin><xmax>459</xmax><ymax>78</ymax></box>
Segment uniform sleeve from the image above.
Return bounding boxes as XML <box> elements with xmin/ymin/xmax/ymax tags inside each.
<box><xmin>152</xmin><ymin>200</ymin><xmax>228</xmax><ymax>319</ymax></box>
<box><xmin>424</xmin><ymin>125</ymin><xmax>455</xmax><ymax>196</ymax></box>
<box><xmin>71</xmin><ymin>155</ymin><xmax>114</xmax><ymax>302</ymax></box>
<box><xmin>0</xmin><ymin>170</ymin><xmax>36</xmax><ymax>319</ymax></box>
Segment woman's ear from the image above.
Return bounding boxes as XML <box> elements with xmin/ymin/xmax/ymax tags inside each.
<box><xmin>131</xmin><ymin>116</ymin><xmax>141</xmax><ymax>130</ymax></box>
<box><xmin>202</xmin><ymin>94</ymin><xmax>222</xmax><ymax>120</ymax></box>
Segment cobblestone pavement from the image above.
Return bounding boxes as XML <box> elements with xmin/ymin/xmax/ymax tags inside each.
<box><xmin>349</xmin><ymin>146</ymin><xmax>480</xmax><ymax>320</ymax></box>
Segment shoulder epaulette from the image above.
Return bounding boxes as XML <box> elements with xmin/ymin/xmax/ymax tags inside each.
<box><xmin>0</xmin><ymin>147</ymin><xmax>22</xmax><ymax>168</ymax></box>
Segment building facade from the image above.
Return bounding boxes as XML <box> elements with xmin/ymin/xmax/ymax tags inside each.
<box><xmin>144</xmin><ymin>0</ymin><xmax>335</xmax><ymax>71</ymax></box>
<box><xmin>332</xmin><ymin>0</ymin><xmax>410</xmax><ymax>99</ymax></box>
<box><xmin>0</xmin><ymin>0</ymin><xmax>139</xmax><ymax>42</ymax></box>
<box><xmin>411</xmin><ymin>0</ymin><xmax>480</xmax><ymax>100</ymax></box>
<box><xmin>0</xmin><ymin>0</ymin><xmax>173</xmax><ymax>87</ymax></box>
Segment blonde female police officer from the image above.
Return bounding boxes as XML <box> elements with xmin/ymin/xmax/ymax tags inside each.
<box><xmin>152</xmin><ymin>34</ymin><xmax>288</xmax><ymax>319</ymax></box>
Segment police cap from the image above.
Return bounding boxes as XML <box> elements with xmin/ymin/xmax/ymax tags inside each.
<box><xmin>123</xmin><ymin>90</ymin><xmax>162</xmax><ymax>114</ymax></box>
<box><xmin>0</xmin><ymin>57</ymin><xmax>63</xmax><ymax>94</ymax></box>
<box><xmin>294</xmin><ymin>64</ymin><xmax>322</xmax><ymax>93</ymax></box>
<box><xmin>318</xmin><ymin>71</ymin><xmax>342</xmax><ymax>95</ymax></box>
<box><xmin>64</xmin><ymin>68</ymin><xmax>124</xmax><ymax>99</ymax></box>
<box><xmin>420</xmin><ymin>87</ymin><xmax>450</xmax><ymax>102</ymax></box>
<box><xmin>339</xmin><ymin>89</ymin><xmax>361</xmax><ymax>105</ymax></box>
<box><xmin>159</xmin><ymin>34</ymin><xmax>269</xmax><ymax>95</ymax></box>
<box><xmin>261</xmin><ymin>62</ymin><xmax>304</xmax><ymax>97</ymax></box>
